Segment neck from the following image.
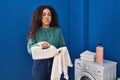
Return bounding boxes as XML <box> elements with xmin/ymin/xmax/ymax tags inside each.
<box><xmin>42</xmin><ymin>25</ymin><xmax>50</xmax><ymax>28</ymax></box>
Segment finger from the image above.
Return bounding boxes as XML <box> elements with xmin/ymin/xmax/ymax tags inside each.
<box><xmin>42</xmin><ymin>43</ymin><xmax>47</xmax><ymax>48</ymax></box>
<box><xmin>46</xmin><ymin>42</ymin><xmax>50</xmax><ymax>47</ymax></box>
<box><xmin>45</xmin><ymin>43</ymin><xmax>48</xmax><ymax>48</ymax></box>
<box><xmin>41</xmin><ymin>43</ymin><xmax>45</xmax><ymax>48</ymax></box>
<box><xmin>44</xmin><ymin>42</ymin><xmax>49</xmax><ymax>48</ymax></box>
<box><xmin>43</xmin><ymin>43</ymin><xmax>49</xmax><ymax>48</ymax></box>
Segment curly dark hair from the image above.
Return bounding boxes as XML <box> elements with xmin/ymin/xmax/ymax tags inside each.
<box><xmin>27</xmin><ymin>5</ymin><xmax>59</xmax><ymax>40</ymax></box>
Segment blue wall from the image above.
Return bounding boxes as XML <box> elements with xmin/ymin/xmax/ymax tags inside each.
<box><xmin>0</xmin><ymin>0</ymin><xmax>120</xmax><ymax>80</ymax></box>
<box><xmin>88</xmin><ymin>0</ymin><xmax>120</xmax><ymax>76</ymax></box>
<box><xmin>69</xmin><ymin>0</ymin><xmax>120</xmax><ymax>79</ymax></box>
<box><xmin>69</xmin><ymin>0</ymin><xmax>84</xmax><ymax>79</ymax></box>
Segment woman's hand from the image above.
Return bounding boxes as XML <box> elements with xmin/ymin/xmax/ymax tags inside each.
<box><xmin>37</xmin><ymin>41</ymin><xmax>50</xmax><ymax>49</ymax></box>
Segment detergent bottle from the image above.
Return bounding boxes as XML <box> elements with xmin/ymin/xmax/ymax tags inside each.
<box><xmin>96</xmin><ymin>44</ymin><xmax>104</xmax><ymax>64</ymax></box>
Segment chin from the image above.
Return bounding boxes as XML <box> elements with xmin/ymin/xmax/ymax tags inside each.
<box><xmin>45</xmin><ymin>23</ymin><xmax>50</xmax><ymax>26</ymax></box>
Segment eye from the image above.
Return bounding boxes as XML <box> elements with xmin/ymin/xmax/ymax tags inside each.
<box><xmin>48</xmin><ymin>12</ymin><xmax>51</xmax><ymax>16</ymax></box>
<box><xmin>42</xmin><ymin>13</ymin><xmax>46</xmax><ymax>16</ymax></box>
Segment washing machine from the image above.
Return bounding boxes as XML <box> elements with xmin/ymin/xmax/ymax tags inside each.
<box><xmin>75</xmin><ymin>58</ymin><xmax>117</xmax><ymax>80</ymax></box>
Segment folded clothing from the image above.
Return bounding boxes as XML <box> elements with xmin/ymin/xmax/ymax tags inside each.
<box><xmin>80</xmin><ymin>50</ymin><xmax>96</xmax><ymax>61</ymax></box>
<box><xmin>31</xmin><ymin>45</ymin><xmax>58</xmax><ymax>60</ymax></box>
<box><xmin>80</xmin><ymin>57</ymin><xmax>95</xmax><ymax>62</ymax></box>
<box><xmin>80</xmin><ymin>50</ymin><xmax>96</xmax><ymax>58</ymax></box>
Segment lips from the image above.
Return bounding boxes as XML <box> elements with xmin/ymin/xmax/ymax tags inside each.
<box><xmin>45</xmin><ymin>20</ymin><xmax>49</xmax><ymax>22</ymax></box>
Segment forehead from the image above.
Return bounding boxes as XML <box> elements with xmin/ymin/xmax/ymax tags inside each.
<box><xmin>42</xmin><ymin>8</ymin><xmax>51</xmax><ymax>13</ymax></box>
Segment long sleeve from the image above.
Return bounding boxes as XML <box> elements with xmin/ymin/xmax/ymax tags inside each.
<box><xmin>27</xmin><ymin>39</ymin><xmax>37</xmax><ymax>55</ymax></box>
<box><xmin>58</xmin><ymin>29</ymin><xmax>66</xmax><ymax>48</ymax></box>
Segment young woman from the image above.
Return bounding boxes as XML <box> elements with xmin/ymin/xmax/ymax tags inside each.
<box><xmin>27</xmin><ymin>5</ymin><xmax>66</xmax><ymax>80</ymax></box>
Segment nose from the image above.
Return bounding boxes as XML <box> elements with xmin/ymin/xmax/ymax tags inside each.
<box><xmin>45</xmin><ymin>15</ymin><xmax>49</xmax><ymax>19</ymax></box>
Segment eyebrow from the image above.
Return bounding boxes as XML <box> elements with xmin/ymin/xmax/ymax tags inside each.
<box><xmin>43</xmin><ymin>11</ymin><xmax>51</xmax><ymax>13</ymax></box>
<box><xmin>42</xmin><ymin>12</ymin><xmax>51</xmax><ymax>15</ymax></box>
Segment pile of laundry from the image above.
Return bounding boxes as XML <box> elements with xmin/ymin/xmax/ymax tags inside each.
<box><xmin>80</xmin><ymin>50</ymin><xmax>96</xmax><ymax>62</ymax></box>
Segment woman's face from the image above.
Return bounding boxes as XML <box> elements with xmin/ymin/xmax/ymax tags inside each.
<box><xmin>41</xmin><ymin>8</ymin><xmax>52</xmax><ymax>28</ymax></box>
